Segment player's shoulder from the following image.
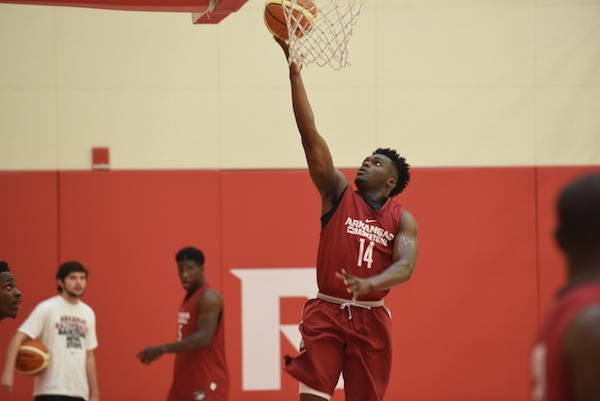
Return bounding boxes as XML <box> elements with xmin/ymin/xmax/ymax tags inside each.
<box><xmin>564</xmin><ymin>303</ymin><xmax>600</xmax><ymax>356</ymax></box>
<box><xmin>73</xmin><ymin>299</ymin><xmax>97</xmax><ymax>317</ymax></box>
<box><xmin>568</xmin><ymin>303</ymin><xmax>600</xmax><ymax>334</ymax></box>
<box><xmin>387</xmin><ymin>208</ymin><xmax>417</xmax><ymax>238</ymax></box>
<box><xmin>26</xmin><ymin>296</ymin><xmax>61</xmax><ymax>318</ymax></box>
<box><xmin>401</xmin><ymin>208</ymin><xmax>415</xmax><ymax>220</ymax></box>
<box><xmin>37</xmin><ymin>295</ymin><xmax>61</xmax><ymax>309</ymax></box>
<box><xmin>202</xmin><ymin>287</ymin><xmax>223</xmax><ymax>302</ymax></box>
<box><xmin>399</xmin><ymin>208</ymin><xmax>417</xmax><ymax>228</ymax></box>
<box><xmin>196</xmin><ymin>287</ymin><xmax>223</xmax><ymax>310</ymax></box>
<box><xmin>80</xmin><ymin>300</ymin><xmax>96</xmax><ymax>312</ymax></box>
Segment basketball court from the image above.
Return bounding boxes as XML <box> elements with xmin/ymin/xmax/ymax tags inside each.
<box><xmin>1</xmin><ymin>0</ymin><xmax>599</xmax><ymax>400</ymax></box>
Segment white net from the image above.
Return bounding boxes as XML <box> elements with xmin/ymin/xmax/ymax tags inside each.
<box><xmin>281</xmin><ymin>0</ymin><xmax>366</xmax><ymax>70</ymax></box>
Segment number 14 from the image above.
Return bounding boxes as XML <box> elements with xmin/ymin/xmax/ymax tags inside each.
<box><xmin>357</xmin><ymin>238</ymin><xmax>374</xmax><ymax>268</ymax></box>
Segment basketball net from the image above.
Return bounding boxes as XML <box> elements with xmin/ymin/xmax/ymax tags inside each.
<box><xmin>282</xmin><ymin>0</ymin><xmax>366</xmax><ymax>70</ymax></box>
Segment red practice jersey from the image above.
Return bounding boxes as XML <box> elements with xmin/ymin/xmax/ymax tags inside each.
<box><xmin>168</xmin><ymin>284</ymin><xmax>229</xmax><ymax>401</ymax></box>
<box><xmin>531</xmin><ymin>281</ymin><xmax>600</xmax><ymax>401</ymax></box>
<box><xmin>317</xmin><ymin>188</ymin><xmax>404</xmax><ymax>301</ymax></box>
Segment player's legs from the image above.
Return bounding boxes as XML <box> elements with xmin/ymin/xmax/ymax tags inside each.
<box><xmin>342</xmin><ymin>306</ymin><xmax>393</xmax><ymax>401</ymax></box>
<box><xmin>300</xmin><ymin>382</ymin><xmax>332</xmax><ymax>400</ymax></box>
<box><xmin>300</xmin><ymin>393</ymin><xmax>329</xmax><ymax>401</ymax></box>
<box><xmin>285</xmin><ymin>299</ymin><xmax>345</xmax><ymax>398</ymax></box>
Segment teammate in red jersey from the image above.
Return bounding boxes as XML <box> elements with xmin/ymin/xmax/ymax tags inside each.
<box><xmin>275</xmin><ymin>38</ymin><xmax>419</xmax><ymax>401</ymax></box>
<box><xmin>532</xmin><ymin>173</ymin><xmax>600</xmax><ymax>401</ymax></box>
<box><xmin>137</xmin><ymin>247</ymin><xmax>229</xmax><ymax>401</ymax></box>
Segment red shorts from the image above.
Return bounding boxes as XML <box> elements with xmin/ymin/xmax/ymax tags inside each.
<box><xmin>284</xmin><ymin>297</ymin><xmax>393</xmax><ymax>401</ymax></box>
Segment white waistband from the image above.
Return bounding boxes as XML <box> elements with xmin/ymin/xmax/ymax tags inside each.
<box><xmin>317</xmin><ymin>292</ymin><xmax>384</xmax><ymax>308</ymax></box>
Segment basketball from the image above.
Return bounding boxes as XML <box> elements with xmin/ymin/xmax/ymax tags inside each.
<box><xmin>15</xmin><ymin>340</ymin><xmax>50</xmax><ymax>376</ymax></box>
<box><xmin>264</xmin><ymin>0</ymin><xmax>317</xmax><ymax>40</ymax></box>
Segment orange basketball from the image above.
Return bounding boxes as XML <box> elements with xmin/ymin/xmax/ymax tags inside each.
<box><xmin>264</xmin><ymin>0</ymin><xmax>317</xmax><ymax>40</ymax></box>
<box><xmin>15</xmin><ymin>340</ymin><xmax>50</xmax><ymax>376</ymax></box>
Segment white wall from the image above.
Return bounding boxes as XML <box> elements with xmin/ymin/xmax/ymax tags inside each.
<box><xmin>0</xmin><ymin>0</ymin><xmax>599</xmax><ymax>170</ymax></box>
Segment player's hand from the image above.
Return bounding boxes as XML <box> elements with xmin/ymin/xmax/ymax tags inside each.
<box><xmin>136</xmin><ymin>345</ymin><xmax>165</xmax><ymax>364</ymax></box>
<box><xmin>1</xmin><ymin>370</ymin><xmax>13</xmax><ymax>394</ymax></box>
<box><xmin>335</xmin><ymin>269</ymin><xmax>374</xmax><ymax>298</ymax></box>
<box><xmin>89</xmin><ymin>394</ymin><xmax>99</xmax><ymax>401</ymax></box>
<box><xmin>273</xmin><ymin>36</ymin><xmax>302</xmax><ymax>75</ymax></box>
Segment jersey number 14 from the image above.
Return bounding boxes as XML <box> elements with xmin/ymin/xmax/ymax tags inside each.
<box><xmin>357</xmin><ymin>238</ymin><xmax>374</xmax><ymax>269</ymax></box>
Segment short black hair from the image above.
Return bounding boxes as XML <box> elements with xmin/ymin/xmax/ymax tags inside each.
<box><xmin>56</xmin><ymin>261</ymin><xmax>88</xmax><ymax>292</ymax></box>
<box><xmin>373</xmin><ymin>148</ymin><xmax>410</xmax><ymax>197</ymax></box>
<box><xmin>555</xmin><ymin>173</ymin><xmax>600</xmax><ymax>256</ymax></box>
<box><xmin>0</xmin><ymin>261</ymin><xmax>9</xmax><ymax>273</ymax></box>
<box><xmin>176</xmin><ymin>247</ymin><xmax>205</xmax><ymax>266</ymax></box>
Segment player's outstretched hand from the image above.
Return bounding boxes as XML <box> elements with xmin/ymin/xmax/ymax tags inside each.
<box><xmin>273</xmin><ymin>36</ymin><xmax>302</xmax><ymax>76</ymax></box>
<box><xmin>137</xmin><ymin>345</ymin><xmax>165</xmax><ymax>365</ymax></box>
<box><xmin>335</xmin><ymin>269</ymin><xmax>373</xmax><ymax>298</ymax></box>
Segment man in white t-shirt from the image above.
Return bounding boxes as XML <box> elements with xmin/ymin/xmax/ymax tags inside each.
<box><xmin>1</xmin><ymin>261</ymin><xmax>99</xmax><ymax>401</ymax></box>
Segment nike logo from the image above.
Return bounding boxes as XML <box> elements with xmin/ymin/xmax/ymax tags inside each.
<box><xmin>365</xmin><ymin>219</ymin><xmax>377</xmax><ymax>223</ymax></box>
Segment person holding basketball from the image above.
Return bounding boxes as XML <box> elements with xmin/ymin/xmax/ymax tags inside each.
<box><xmin>137</xmin><ymin>247</ymin><xmax>229</xmax><ymax>401</ymax></box>
<box><xmin>275</xmin><ymin>37</ymin><xmax>419</xmax><ymax>401</ymax></box>
<box><xmin>531</xmin><ymin>173</ymin><xmax>600</xmax><ymax>401</ymax></box>
<box><xmin>0</xmin><ymin>261</ymin><xmax>21</xmax><ymax>322</ymax></box>
<box><xmin>1</xmin><ymin>261</ymin><xmax>99</xmax><ymax>401</ymax></box>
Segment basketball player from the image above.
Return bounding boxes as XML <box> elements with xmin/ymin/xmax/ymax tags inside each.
<box><xmin>531</xmin><ymin>173</ymin><xmax>600</xmax><ymax>401</ymax></box>
<box><xmin>1</xmin><ymin>261</ymin><xmax>99</xmax><ymax>401</ymax></box>
<box><xmin>137</xmin><ymin>247</ymin><xmax>229</xmax><ymax>401</ymax></box>
<box><xmin>0</xmin><ymin>261</ymin><xmax>21</xmax><ymax>322</ymax></box>
<box><xmin>275</xmin><ymin>38</ymin><xmax>419</xmax><ymax>401</ymax></box>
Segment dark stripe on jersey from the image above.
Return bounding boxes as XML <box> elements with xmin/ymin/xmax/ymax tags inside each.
<box><xmin>321</xmin><ymin>187</ymin><xmax>387</xmax><ymax>228</ymax></box>
<box><xmin>321</xmin><ymin>186</ymin><xmax>348</xmax><ymax>228</ymax></box>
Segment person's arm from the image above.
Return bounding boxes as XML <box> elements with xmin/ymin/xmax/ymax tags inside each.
<box><xmin>85</xmin><ymin>350</ymin><xmax>99</xmax><ymax>401</ymax></box>
<box><xmin>564</xmin><ymin>304</ymin><xmax>600</xmax><ymax>401</ymax></box>
<box><xmin>275</xmin><ymin>37</ymin><xmax>347</xmax><ymax>212</ymax></box>
<box><xmin>337</xmin><ymin>210</ymin><xmax>418</xmax><ymax>297</ymax></box>
<box><xmin>137</xmin><ymin>289</ymin><xmax>223</xmax><ymax>364</ymax></box>
<box><xmin>1</xmin><ymin>331</ymin><xmax>31</xmax><ymax>394</ymax></box>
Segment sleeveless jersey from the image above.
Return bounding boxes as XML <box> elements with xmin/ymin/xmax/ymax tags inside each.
<box><xmin>168</xmin><ymin>284</ymin><xmax>229</xmax><ymax>401</ymax></box>
<box><xmin>316</xmin><ymin>188</ymin><xmax>404</xmax><ymax>301</ymax></box>
<box><xmin>531</xmin><ymin>281</ymin><xmax>600</xmax><ymax>401</ymax></box>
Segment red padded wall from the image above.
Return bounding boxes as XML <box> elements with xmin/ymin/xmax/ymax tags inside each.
<box><xmin>390</xmin><ymin>167</ymin><xmax>538</xmax><ymax>401</ymax></box>
<box><xmin>0</xmin><ymin>172</ymin><xmax>58</xmax><ymax>401</ymax></box>
<box><xmin>1</xmin><ymin>166</ymin><xmax>598</xmax><ymax>401</ymax></box>
<box><xmin>220</xmin><ymin>170</ymin><xmax>321</xmax><ymax>401</ymax></box>
<box><xmin>57</xmin><ymin>171</ymin><xmax>224</xmax><ymax>401</ymax></box>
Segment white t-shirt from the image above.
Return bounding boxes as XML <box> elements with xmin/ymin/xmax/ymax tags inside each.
<box><xmin>19</xmin><ymin>295</ymin><xmax>98</xmax><ymax>400</ymax></box>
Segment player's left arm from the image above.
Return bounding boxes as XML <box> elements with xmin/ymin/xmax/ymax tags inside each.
<box><xmin>137</xmin><ymin>289</ymin><xmax>223</xmax><ymax>364</ymax></box>
<box><xmin>564</xmin><ymin>304</ymin><xmax>600</xmax><ymax>401</ymax></box>
<box><xmin>338</xmin><ymin>210</ymin><xmax>418</xmax><ymax>296</ymax></box>
<box><xmin>85</xmin><ymin>350</ymin><xmax>100</xmax><ymax>401</ymax></box>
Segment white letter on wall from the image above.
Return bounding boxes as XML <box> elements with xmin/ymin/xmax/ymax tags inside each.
<box><xmin>231</xmin><ymin>268</ymin><xmax>317</xmax><ymax>391</ymax></box>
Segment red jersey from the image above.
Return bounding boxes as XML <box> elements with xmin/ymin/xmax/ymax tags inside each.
<box><xmin>168</xmin><ymin>284</ymin><xmax>229</xmax><ymax>401</ymax></box>
<box><xmin>316</xmin><ymin>188</ymin><xmax>404</xmax><ymax>301</ymax></box>
<box><xmin>531</xmin><ymin>281</ymin><xmax>600</xmax><ymax>401</ymax></box>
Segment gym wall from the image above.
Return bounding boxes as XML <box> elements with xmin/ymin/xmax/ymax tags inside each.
<box><xmin>1</xmin><ymin>1</ymin><xmax>599</xmax><ymax>400</ymax></box>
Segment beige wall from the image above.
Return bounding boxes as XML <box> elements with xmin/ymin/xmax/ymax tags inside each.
<box><xmin>0</xmin><ymin>0</ymin><xmax>599</xmax><ymax>170</ymax></box>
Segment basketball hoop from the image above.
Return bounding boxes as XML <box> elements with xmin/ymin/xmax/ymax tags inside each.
<box><xmin>281</xmin><ymin>0</ymin><xmax>366</xmax><ymax>70</ymax></box>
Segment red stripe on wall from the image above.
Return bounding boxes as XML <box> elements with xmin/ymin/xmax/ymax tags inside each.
<box><xmin>0</xmin><ymin>166</ymin><xmax>598</xmax><ymax>401</ymax></box>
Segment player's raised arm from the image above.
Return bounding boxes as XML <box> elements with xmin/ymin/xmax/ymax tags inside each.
<box><xmin>275</xmin><ymin>37</ymin><xmax>347</xmax><ymax>210</ymax></box>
